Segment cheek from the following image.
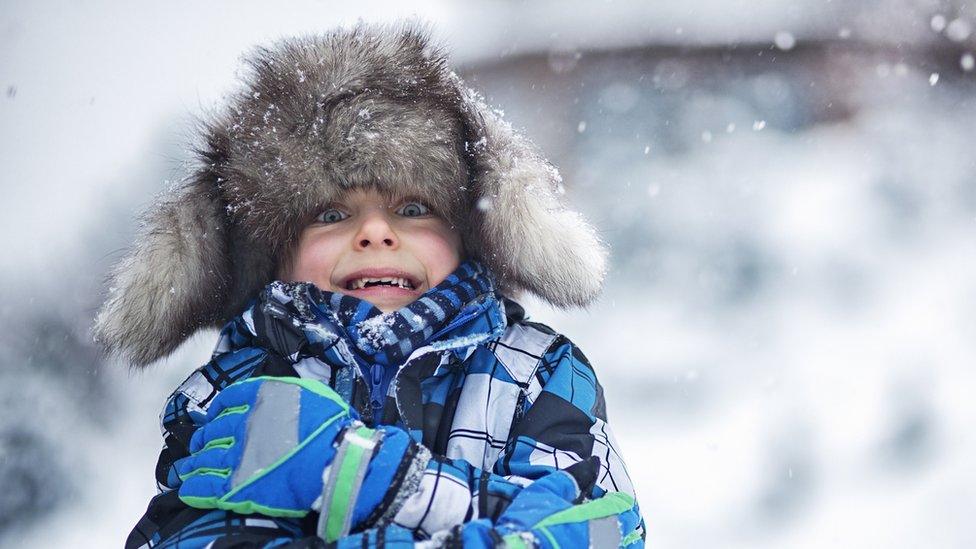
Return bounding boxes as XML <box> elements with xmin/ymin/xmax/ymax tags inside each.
<box><xmin>410</xmin><ymin>225</ymin><xmax>462</xmax><ymax>283</ymax></box>
<box><xmin>284</xmin><ymin>232</ymin><xmax>343</xmax><ymax>286</ymax></box>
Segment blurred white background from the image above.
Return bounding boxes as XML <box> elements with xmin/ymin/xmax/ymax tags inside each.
<box><xmin>2</xmin><ymin>1</ymin><xmax>975</xmax><ymax>547</ymax></box>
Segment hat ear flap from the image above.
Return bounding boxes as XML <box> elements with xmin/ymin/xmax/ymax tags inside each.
<box><xmin>94</xmin><ymin>170</ymin><xmax>231</xmax><ymax>366</ymax></box>
<box><xmin>459</xmin><ymin>88</ymin><xmax>608</xmax><ymax>308</ymax></box>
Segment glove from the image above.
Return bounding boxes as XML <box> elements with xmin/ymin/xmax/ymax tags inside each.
<box><xmin>331</xmin><ymin>458</ymin><xmax>642</xmax><ymax>548</ymax></box>
<box><xmin>175</xmin><ymin>375</ymin><xmax>430</xmax><ymax>540</ymax></box>
<box><xmin>454</xmin><ymin>458</ymin><xmax>642</xmax><ymax>549</ymax></box>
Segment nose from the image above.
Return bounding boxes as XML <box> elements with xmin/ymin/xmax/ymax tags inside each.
<box><xmin>353</xmin><ymin>210</ymin><xmax>399</xmax><ymax>250</ymax></box>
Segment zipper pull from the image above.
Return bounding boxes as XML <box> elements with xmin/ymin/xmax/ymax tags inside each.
<box><xmin>369</xmin><ymin>364</ymin><xmax>385</xmax><ymax>412</ymax></box>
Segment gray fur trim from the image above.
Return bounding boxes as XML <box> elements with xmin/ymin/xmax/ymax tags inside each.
<box><xmin>95</xmin><ymin>21</ymin><xmax>608</xmax><ymax>367</ymax></box>
<box><xmin>94</xmin><ymin>173</ymin><xmax>231</xmax><ymax>365</ymax></box>
<box><xmin>457</xmin><ymin>80</ymin><xmax>608</xmax><ymax>307</ymax></box>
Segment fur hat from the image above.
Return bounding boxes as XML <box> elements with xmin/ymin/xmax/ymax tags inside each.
<box><xmin>94</xmin><ymin>21</ymin><xmax>608</xmax><ymax>366</ymax></box>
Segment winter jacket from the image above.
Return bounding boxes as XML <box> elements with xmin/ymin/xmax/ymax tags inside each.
<box><xmin>125</xmin><ymin>291</ymin><xmax>644</xmax><ymax>548</ymax></box>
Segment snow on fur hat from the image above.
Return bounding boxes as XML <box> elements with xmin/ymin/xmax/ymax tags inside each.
<box><xmin>94</xmin><ymin>21</ymin><xmax>608</xmax><ymax>366</ymax></box>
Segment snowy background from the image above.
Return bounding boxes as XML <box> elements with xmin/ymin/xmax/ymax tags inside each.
<box><xmin>2</xmin><ymin>1</ymin><xmax>976</xmax><ymax>547</ymax></box>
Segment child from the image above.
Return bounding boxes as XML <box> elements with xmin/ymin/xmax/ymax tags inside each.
<box><xmin>97</xmin><ymin>22</ymin><xmax>644</xmax><ymax>548</ymax></box>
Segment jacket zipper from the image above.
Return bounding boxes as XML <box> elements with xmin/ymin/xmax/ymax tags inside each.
<box><xmin>369</xmin><ymin>363</ymin><xmax>385</xmax><ymax>417</ymax></box>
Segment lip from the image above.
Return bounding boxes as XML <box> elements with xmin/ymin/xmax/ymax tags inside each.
<box><xmin>343</xmin><ymin>285</ymin><xmax>420</xmax><ymax>300</ymax></box>
<box><xmin>337</xmin><ymin>268</ymin><xmax>422</xmax><ymax>293</ymax></box>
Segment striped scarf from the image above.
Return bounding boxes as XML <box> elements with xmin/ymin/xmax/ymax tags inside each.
<box><xmin>233</xmin><ymin>260</ymin><xmax>499</xmax><ymax>414</ymax></box>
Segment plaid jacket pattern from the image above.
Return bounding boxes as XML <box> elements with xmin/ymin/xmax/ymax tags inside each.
<box><xmin>126</xmin><ymin>296</ymin><xmax>644</xmax><ymax>548</ymax></box>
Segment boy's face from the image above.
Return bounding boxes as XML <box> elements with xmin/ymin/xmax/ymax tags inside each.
<box><xmin>281</xmin><ymin>188</ymin><xmax>463</xmax><ymax>312</ymax></box>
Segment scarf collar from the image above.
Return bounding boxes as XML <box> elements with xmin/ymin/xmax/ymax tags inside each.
<box><xmin>225</xmin><ymin>260</ymin><xmax>506</xmax><ymax>376</ymax></box>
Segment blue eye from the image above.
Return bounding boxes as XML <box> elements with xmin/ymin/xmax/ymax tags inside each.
<box><xmin>396</xmin><ymin>202</ymin><xmax>430</xmax><ymax>217</ymax></box>
<box><xmin>315</xmin><ymin>208</ymin><xmax>349</xmax><ymax>224</ymax></box>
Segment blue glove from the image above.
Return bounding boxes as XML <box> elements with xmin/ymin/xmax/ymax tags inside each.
<box><xmin>456</xmin><ymin>458</ymin><xmax>643</xmax><ymax>549</ymax></box>
<box><xmin>175</xmin><ymin>375</ymin><xmax>430</xmax><ymax>537</ymax></box>
<box><xmin>331</xmin><ymin>458</ymin><xmax>643</xmax><ymax>548</ymax></box>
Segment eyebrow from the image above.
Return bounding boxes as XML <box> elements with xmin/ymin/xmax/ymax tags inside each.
<box><xmin>383</xmin><ymin>188</ymin><xmax>417</xmax><ymax>205</ymax></box>
<box><xmin>320</xmin><ymin>190</ymin><xmax>425</xmax><ymax>209</ymax></box>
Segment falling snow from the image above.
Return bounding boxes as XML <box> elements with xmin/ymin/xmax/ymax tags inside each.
<box><xmin>6</xmin><ymin>4</ymin><xmax>976</xmax><ymax>549</ymax></box>
<box><xmin>774</xmin><ymin>31</ymin><xmax>796</xmax><ymax>51</ymax></box>
<box><xmin>961</xmin><ymin>53</ymin><xmax>975</xmax><ymax>72</ymax></box>
<box><xmin>946</xmin><ymin>18</ymin><xmax>972</xmax><ymax>42</ymax></box>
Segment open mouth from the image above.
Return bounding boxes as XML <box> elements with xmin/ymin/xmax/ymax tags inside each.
<box><xmin>345</xmin><ymin>276</ymin><xmax>417</xmax><ymax>291</ymax></box>
<box><xmin>338</xmin><ymin>268</ymin><xmax>422</xmax><ymax>294</ymax></box>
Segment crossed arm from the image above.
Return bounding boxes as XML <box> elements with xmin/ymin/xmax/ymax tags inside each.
<box><xmin>127</xmin><ymin>339</ymin><xmax>644</xmax><ymax>548</ymax></box>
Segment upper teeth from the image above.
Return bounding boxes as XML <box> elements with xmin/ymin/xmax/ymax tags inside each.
<box><xmin>348</xmin><ymin>277</ymin><xmax>414</xmax><ymax>290</ymax></box>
